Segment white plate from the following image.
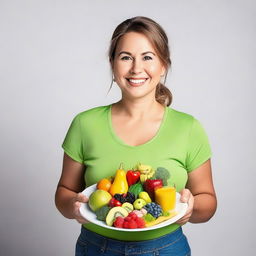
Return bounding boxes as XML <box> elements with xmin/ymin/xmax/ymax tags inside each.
<box><xmin>79</xmin><ymin>184</ymin><xmax>188</xmax><ymax>232</ymax></box>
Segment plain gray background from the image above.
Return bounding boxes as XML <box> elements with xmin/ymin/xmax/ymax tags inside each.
<box><xmin>0</xmin><ymin>0</ymin><xmax>255</xmax><ymax>255</ymax></box>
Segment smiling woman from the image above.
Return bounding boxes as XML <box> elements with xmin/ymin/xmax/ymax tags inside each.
<box><xmin>55</xmin><ymin>16</ymin><xmax>217</xmax><ymax>256</ymax></box>
<box><xmin>111</xmin><ymin>32</ymin><xmax>166</xmax><ymax>100</ymax></box>
<box><xmin>109</xmin><ymin>16</ymin><xmax>172</xmax><ymax>106</ymax></box>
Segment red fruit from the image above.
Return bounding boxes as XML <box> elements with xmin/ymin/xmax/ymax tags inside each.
<box><xmin>136</xmin><ymin>217</ymin><xmax>145</xmax><ymax>228</ymax></box>
<box><xmin>124</xmin><ymin>216</ymin><xmax>132</xmax><ymax>222</ymax></box>
<box><xmin>109</xmin><ymin>198</ymin><xmax>122</xmax><ymax>207</ymax></box>
<box><xmin>123</xmin><ymin>221</ymin><xmax>130</xmax><ymax>229</ymax></box>
<box><xmin>128</xmin><ymin>220</ymin><xmax>138</xmax><ymax>229</ymax></box>
<box><xmin>143</xmin><ymin>179</ymin><xmax>163</xmax><ymax>200</ymax></box>
<box><xmin>128</xmin><ymin>212</ymin><xmax>138</xmax><ymax>220</ymax></box>
<box><xmin>113</xmin><ymin>217</ymin><xmax>124</xmax><ymax>228</ymax></box>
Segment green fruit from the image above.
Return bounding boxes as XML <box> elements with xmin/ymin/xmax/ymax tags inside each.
<box><xmin>122</xmin><ymin>202</ymin><xmax>134</xmax><ymax>212</ymax></box>
<box><xmin>139</xmin><ymin>191</ymin><xmax>152</xmax><ymax>203</ymax></box>
<box><xmin>133</xmin><ymin>198</ymin><xmax>146</xmax><ymax>210</ymax></box>
<box><xmin>106</xmin><ymin>206</ymin><xmax>129</xmax><ymax>226</ymax></box>
<box><xmin>88</xmin><ymin>189</ymin><xmax>112</xmax><ymax>212</ymax></box>
<box><xmin>143</xmin><ymin>213</ymin><xmax>156</xmax><ymax>223</ymax></box>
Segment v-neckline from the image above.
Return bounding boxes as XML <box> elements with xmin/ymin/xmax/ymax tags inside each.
<box><xmin>107</xmin><ymin>104</ymin><xmax>169</xmax><ymax>148</ymax></box>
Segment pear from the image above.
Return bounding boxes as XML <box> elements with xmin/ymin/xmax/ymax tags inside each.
<box><xmin>109</xmin><ymin>164</ymin><xmax>128</xmax><ymax>196</ymax></box>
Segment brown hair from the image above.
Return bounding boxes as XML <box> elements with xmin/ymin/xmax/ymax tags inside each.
<box><xmin>108</xmin><ymin>16</ymin><xmax>172</xmax><ymax>106</ymax></box>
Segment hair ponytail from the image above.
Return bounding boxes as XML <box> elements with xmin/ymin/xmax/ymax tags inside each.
<box><xmin>155</xmin><ymin>83</ymin><xmax>172</xmax><ymax>106</ymax></box>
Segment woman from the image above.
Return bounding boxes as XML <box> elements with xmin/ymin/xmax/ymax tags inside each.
<box><xmin>55</xmin><ymin>16</ymin><xmax>217</xmax><ymax>255</ymax></box>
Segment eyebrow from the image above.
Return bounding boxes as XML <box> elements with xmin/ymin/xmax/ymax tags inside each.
<box><xmin>118</xmin><ymin>51</ymin><xmax>156</xmax><ymax>56</ymax></box>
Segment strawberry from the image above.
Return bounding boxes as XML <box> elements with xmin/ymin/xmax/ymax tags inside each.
<box><xmin>127</xmin><ymin>219</ymin><xmax>138</xmax><ymax>229</ymax></box>
<box><xmin>135</xmin><ymin>217</ymin><xmax>145</xmax><ymax>228</ymax></box>
<box><xmin>113</xmin><ymin>217</ymin><xmax>124</xmax><ymax>228</ymax></box>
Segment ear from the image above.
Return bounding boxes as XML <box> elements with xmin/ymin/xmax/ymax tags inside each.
<box><xmin>160</xmin><ymin>65</ymin><xmax>166</xmax><ymax>77</ymax></box>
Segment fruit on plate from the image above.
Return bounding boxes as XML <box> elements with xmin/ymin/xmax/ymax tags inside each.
<box><xmin>109</xmin><ymin>198</ymin><xmax>122</xmax><ymax>207</ymax></box>
<box><xmin>87</xmin><ymin>163</ymin><xmax>178</xmax><ymax>229</ymax></box>
<box><xmin>155</xmin><ymin>186</ymin><xmax>176</xmax><ymax>212</ymax></box>
<box><xmin>133</xmin><ymin>208</ymin><xmax>147</xmax><ymax>218</ymax></box>
<box><xmin>97</xmin><ymin>178</ymin><xmax>112</xmax><ymax>191</ymax></box>
<box><xmin>136</xmin><ymin>163</ymin><xmax>155</xmax><ymax>182</ymax></box>
<box><xmin>143</xmin><ymin>179</ymin><xmax>163</xmax><ymax>200</ymax></box>
<box><xmin>145</xmin><ymin>211</ymin><xmax>177</xmax><ymax>227</ymax></box>
<box><xmin>114</xmin><ymin>192</ymin><xmax>136</xmax><ymax>204</ymax></box>
<box><xmin>106</xmin><ymin>206</ymin><xmax>129</xmax><ymax>226</ymax></box>
<box><xmin>113</xmin><ymin>212</ymin><xmax>146</xmax><ymax>228</ymax></box>
<box><xmin>138</xmin><ymin>191</ymin><xmax>152</xmax><ymax>203</ymax></box>
<box><xmin>109</xmin><ymin>164</ymin><xmax>128</xmax><ymax>196</ymax></box>
<box><xmin>133</xmin><ymin>198</ymin><xmax>147</xmax><ymax>210</ymax></box>
<box><xmin>143</xmin><ymin>202</ymin><xmax>162</xmax><ymax>218</ymax></box>
<box><xmin>88</xmin><ymin>189</ymin><xmax>112</xmax><ymax>212</ymax></box>
<box><xmin>122</xmin><ymin>202</ymin><xmax>134</xmax><ymax>212</ymax></box>
<box><xmin>137</xmin><ymin>163</ymin><xmax>153</xmax><ymax>173</ymax></box>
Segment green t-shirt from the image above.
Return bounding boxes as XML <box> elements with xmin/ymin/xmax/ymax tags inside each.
<box><xmin>62</xmin><ymin>104</ymin><xmax>212</xmax><ymax>241</ymax></box>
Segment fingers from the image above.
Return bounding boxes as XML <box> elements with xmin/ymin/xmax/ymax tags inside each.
<box><xmin>176</xmin><ymin>189</ymin><xmax>194</xmax><ymax>225</ymax></box>
<box><xmin>73</xmin><ymin>193</ymin><xmax>89</xmax><ymax>224</ymax></box>
<box><xmin>180</xmin><ymin>189</ymin><xmax>190</xmax><ymax>203</ymax></box>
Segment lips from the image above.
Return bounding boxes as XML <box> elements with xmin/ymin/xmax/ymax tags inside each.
<box><xmin>126</xmin><ymin>78</ymin><xmax>148</xmax><ymax>86</ymax></box>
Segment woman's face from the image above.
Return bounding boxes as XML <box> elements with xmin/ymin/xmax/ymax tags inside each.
<box><xmin>112</xmin><ymin>32</ymin><xmax>166</xmax><ymax>101</ymax></box>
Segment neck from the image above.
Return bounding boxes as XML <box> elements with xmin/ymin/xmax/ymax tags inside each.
<box><xmin>113</xmin><ymin>98</ymin><xmax>165</xmax><ymax>119</ymax></box>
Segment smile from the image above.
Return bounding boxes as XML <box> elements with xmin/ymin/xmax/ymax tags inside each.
<box><xmin>126</xmin><ymin>78</ymin><xmax>148</xmax><ymax>86</ymax></box>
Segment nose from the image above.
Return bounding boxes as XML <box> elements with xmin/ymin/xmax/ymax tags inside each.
<box><xmin>129</xmin><ymin>58</ymin><xmax>143</xmax><ymax>74</ymax></box>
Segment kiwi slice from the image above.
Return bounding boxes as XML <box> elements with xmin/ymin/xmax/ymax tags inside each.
<box><xmin>106</xmin><ymin>207</ymin><xmax>129</xmax><ymax>226</ymax></box>
<box><xmin>122</xmin><ymin>202</ymin><xmax>134</xmax><ymax>213</ymax></box>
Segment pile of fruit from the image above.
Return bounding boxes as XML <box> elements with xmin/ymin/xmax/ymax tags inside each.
<box><xmin>88</xmin><ymin>163</ymin><xmax>177</xmax><ymax>229</ymax></box>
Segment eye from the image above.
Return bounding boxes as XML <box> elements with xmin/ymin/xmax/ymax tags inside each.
<box><xmin>143</xmin><ymin>55</ymin><xmax>153</xmax><ymax>60</ymax></box>
<box><xmin>120</xmin><ymin>56</ymin><xmax>132</xmax><ymax>61</ymax></box>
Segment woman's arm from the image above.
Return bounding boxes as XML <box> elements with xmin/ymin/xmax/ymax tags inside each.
<box><xmin>55</xmin><ymin>153</ymin><xmax>89</xmax><ymax>223</ymax></box>
<box><xmin>186</xmin><ymin>159</ymin><xmax>217</xmax><ymax>223</ymax></box>
<box><xmin>176</xmin><ymin>159</ymin><xmax>217</xmax><ymax>224</ymax></box>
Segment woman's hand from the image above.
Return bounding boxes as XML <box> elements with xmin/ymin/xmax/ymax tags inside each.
<box><xmin>72</xmin><ymin>192</ymin><xmax>90</xmax><ymax>224</ymax></box>
<box><xmin>175</xmin><ymin>188</ymin><xmax>194</xmax><ymax>225</ymax></box>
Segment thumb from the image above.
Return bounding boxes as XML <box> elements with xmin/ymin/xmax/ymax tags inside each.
<box><xmin>180</xmin><ymin>189</ymin><xmax>190</xmax><ymax>203</ymax></box>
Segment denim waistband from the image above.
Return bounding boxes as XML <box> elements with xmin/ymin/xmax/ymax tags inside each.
<box><xmin>78</xmin><ymin>226</ymin><xmax>185</xmax><ymax>254</ymax></box>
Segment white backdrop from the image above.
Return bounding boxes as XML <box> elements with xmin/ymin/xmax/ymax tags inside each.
<box><xmin>0</xmin><ymin>0</ymin><xmax>255</xmax><ymax>255</ymax></box>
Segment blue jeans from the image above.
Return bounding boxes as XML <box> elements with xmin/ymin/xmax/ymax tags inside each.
<box><xmin>75</xmin><ymin>226</ymin><xmax>191</xmax><ymax>256</ymax></box>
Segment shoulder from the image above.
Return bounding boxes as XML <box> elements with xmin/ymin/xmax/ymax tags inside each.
<box><xmin>167</xmin><ymin>107</ymin><xmax>208</xmax><ymax>137</ymax></box>
<box><xmin>71</xmin><ymin>105</ymin><xmax>110</xmax><ymax>129</ymax></box>
<box><xmin>75</xmin><ymin>105</ymin><xmax>110</xmax><ymax>120</ymax></box>
<box><xmin>168</xmin><ymin>107</ymin><xmax>195</xmax><ymax>126</ymax></box>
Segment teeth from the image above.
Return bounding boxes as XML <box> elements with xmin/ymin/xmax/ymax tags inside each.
<box><xmin>128</xmin><ymin>79</ymin><xmax>147</xmax><ymax>84</ymax></box>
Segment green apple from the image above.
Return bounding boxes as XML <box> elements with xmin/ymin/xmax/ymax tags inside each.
<box><xmin>88</xmin><ymin>189</ymin><xmax>112</xmax><ymax>212</ymax></box>
<box><xmin>133</xmin><ymin>198</ymin><xmax>146</xmax><ymax>210</ymax></box>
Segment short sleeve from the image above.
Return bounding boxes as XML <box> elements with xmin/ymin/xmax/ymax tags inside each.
<box><xmin>185</xmin><ymin>118</ymin><xmax>212</xmax><ymax>172</ymax></box>
<box><xmin>62</xmin><ymin>114</ymin><xmax>84</xmax><ymax>163</ymax></box>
